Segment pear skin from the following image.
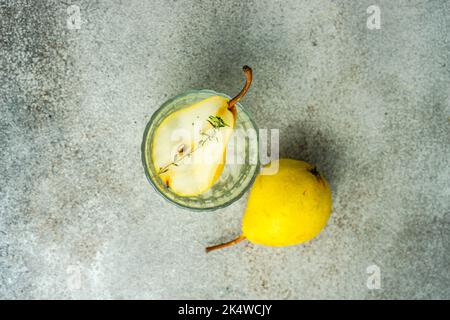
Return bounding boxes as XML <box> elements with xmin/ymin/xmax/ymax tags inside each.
<box><xmin>206</xmin><ymin>159</ymin><xmax>332</xmax><ymax>252</ymax></box>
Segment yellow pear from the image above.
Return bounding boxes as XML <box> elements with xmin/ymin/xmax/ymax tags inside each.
<box><xmin>206</xmin><ymin>159</ymin><xmax>332</xmax><ymax>252</ymax></box>
<box><xmin>151</xmin><ymin>66</ymin><xmax>252</xmax><ymax>196</ymax></box>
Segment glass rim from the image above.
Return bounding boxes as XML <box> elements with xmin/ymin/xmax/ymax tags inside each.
<box><xmin>141</xmin><ymin>89</ymin><xmax>260</xmax><ymax>211</ymax></box>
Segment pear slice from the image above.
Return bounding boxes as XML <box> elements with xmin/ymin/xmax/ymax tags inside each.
<box><xmin>151</xmin><ymin>66</ymin><xmax>253</xmax><ymax>197</ymax></box>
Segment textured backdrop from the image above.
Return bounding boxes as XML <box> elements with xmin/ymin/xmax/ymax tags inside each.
<box><xmin>1</xmin><ymin>0</ymin><xmax>449</xmax><ymax>299</ymax></box>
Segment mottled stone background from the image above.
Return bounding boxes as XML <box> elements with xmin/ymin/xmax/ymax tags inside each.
<box><xmin>0</xmin><ymin>0</ymin><xmax>449</xmax><ymax>299</ymax></box>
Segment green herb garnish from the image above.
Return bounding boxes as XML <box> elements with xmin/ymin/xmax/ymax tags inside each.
<box><xmin>207</xmin><ymin>115</ymin><xmax>229</xmax><ymax>128</ymax></box>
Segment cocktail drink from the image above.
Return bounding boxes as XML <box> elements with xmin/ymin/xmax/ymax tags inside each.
<box><xmin>142</xmin><ymin>67</ymin><xmax>259</xmax><ymax>210</ymax></box>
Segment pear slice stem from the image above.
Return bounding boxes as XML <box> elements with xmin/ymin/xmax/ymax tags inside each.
<box><xmin>228</xmin><ymin>66</ymin><xmax>253</xmax><ymax>110</ymax></box>
<box><xmin>205</xmin><ymin>235</ymin><xmax>246</xmax><ymax>253</ymax></box>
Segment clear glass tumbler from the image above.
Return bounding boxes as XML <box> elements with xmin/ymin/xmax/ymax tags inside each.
<box><xmin>142</xmin><ymin>89</ymin><xmax>260</xmax><ymax>210</ymax></box>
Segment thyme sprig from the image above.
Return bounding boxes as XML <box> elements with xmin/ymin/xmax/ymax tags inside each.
<box><xmin>207</xmin><ymin>115</ymin><xmax>229</xmax><ymax>128</ymax></box>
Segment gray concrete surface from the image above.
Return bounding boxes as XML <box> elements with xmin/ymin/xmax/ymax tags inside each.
<box><xmin>1</xmin><ymin>0</ymin><xmax>449</xmax><ymax>299</ymax></box>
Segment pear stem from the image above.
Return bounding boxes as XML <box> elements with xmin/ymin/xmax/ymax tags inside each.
<box><xmin>228</xmin><ymin>66</ymin><xmax>253</xmax><ymax>110</ymax></box>
<box><xmin>205</xmin><ymin>235</ymin><xmax>246</xmax><ymax>253</ymax></box>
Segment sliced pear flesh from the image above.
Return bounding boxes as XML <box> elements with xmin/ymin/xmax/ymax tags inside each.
<box><xmin>151</xmin><ymin>96</ymin><xmax>235</xmax><ymax>196</ymax></box>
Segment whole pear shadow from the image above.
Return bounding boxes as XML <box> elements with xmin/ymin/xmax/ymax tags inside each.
<box><xmin>278</xmin><ymin>119</ymin><xmax>344</xmax><ymax>193</ymax></box>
